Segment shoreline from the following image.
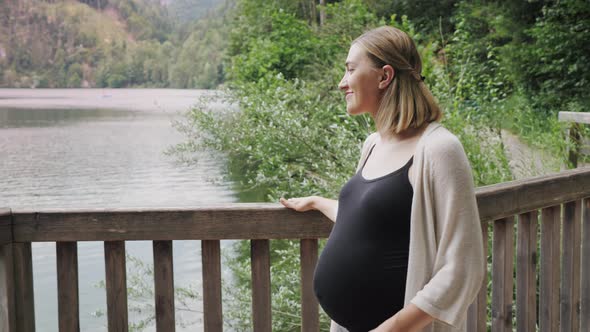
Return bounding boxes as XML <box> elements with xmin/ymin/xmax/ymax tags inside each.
<box><xmin>0</xmin><ymin>88</ymin><xmax>224</xmax><ymax>113</ymax></box>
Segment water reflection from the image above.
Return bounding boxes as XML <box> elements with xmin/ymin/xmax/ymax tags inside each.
<box><xmin>0</xmin><ymin>107</ymin><xmax>142</xmax><ymax>128</ymax></box>
<box><xmin>0</xmin><ymin>104</ymin><xmax>237</xmax><ymax>331</ymax></box>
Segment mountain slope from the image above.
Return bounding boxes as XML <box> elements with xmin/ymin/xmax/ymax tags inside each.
<box><xmin>0</xmin><ymin>0</ymin><xmax>229</xmax><ymax>88</ymax></box>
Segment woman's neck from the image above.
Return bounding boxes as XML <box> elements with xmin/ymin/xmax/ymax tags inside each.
<box><xmin>379</xmin><ymin>124</ymin><xmax>428</xmax><ymax>144</ymax></box>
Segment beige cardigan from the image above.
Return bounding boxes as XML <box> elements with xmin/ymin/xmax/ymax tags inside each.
<box><xmin>330</xmin><ymin>122</ymin><xmax>485</xmax><ymax>332</ymax></box>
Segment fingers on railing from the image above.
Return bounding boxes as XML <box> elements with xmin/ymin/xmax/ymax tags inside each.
<box><xmin>104</xmin><ymin>241</ymin><xmax>128</xmax><ymax>332</ymax></box>
<box><xmin>153</xmin><ymin>240</ymin><xmax>175</xmax><ymax>332</ymax></box>
<box><xmin>57</xmin><ymin>242</ymin><xmax>79</xmax><ymax>332</ymax></box>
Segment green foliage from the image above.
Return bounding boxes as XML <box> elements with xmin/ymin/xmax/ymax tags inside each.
<box><xmin>387</xmin><ymin>9</ymin><xmax>514</xmax><ymax>185</ymax></box>
<box><xmin>0</xmin><ymin>0</ymin><xmax>229</xmax><ymax>88</ymax></box>
<box><xmin>517</xmin><ymin>0</ymin><xmax>590</xmax><ymax>111</ymax></box>
<box><xmin>107</xmin><ymin>73</ymin><xmax>126</xmax><ymax>88</ymax></box>
<box><xmin>66</xmin><ymin>63</ymin><xmax>83</xmax><ymax>87</ymax></box>
<box><xmin>364</xmin><ymin>0</ymin><xmax>457</xmax><ymax>35</ymax></box>
<box><xmin>169</xmin><ymin>10</ymin><xmax>230</xmax><ymax>89</ymax></box>
<box><xmin>177</xmin><ymin>77</ymin><xmax>370</xmax><ymax>202</ymax></box>
<box><xmin>228</xmin><ymin>9</ymin><xmax>318</xmax><ymax>83</ymax></box>
<box><xmin>444</xmin><ymin>3</ymin><xmax>514</xmax><ymax>124</ymax></box>
<box><xmin>167</xmin><ymin>0</ymin><xmax>220</xmax><ymax>24</ymax></box>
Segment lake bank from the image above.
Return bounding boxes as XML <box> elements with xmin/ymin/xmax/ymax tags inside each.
<box><xmin>0</xmin><ymin>88</ymin><xmax>227</xmax><ymax>113</ymax></box>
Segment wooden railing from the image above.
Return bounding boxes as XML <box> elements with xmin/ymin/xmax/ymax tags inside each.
<box><xmin>1</xmin><ymin>167</ymin><xmax>590</xmax><ymax>332</ymax></box>
<box><xmin>559</xmin><ymin>111</ymin><xmax>589</xmax><ymax>167</ymax></box>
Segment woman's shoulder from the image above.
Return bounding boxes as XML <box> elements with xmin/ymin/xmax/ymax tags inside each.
<box><xmin>422</xmin><ymin>123</ymin><xmax>462</xmax><ymax>150</ymax></box>
<box><xmin>420</xmin><ymin>123</ymin><xmax>468</xmax><ymax>163</ymax></box>
<box><xmin>360</xmin><ymin>132</ymin><xmax>379</xmax><ymax>152</ymax></box>
<box><xmin>364</xmin><ymin>132</ymin><xmax>379</xmax><ymax>145</ymax></box>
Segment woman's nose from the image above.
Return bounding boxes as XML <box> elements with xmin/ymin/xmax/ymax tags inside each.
<box><xmin>338</xmin><ymin>74</ymin><xmax>347</xmax><ymax>90</ymax></box>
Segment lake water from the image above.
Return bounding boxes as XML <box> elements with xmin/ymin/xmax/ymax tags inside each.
<box><xmin>0</xmin><ymin>89</ymin><xmax>238</xmax><ymax>331</ymax></box>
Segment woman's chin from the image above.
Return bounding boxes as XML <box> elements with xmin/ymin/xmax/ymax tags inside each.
<box><xmin>346</xmin><ymin>107</ymin><xmax>362</xmax><ymax>116</ymax></box>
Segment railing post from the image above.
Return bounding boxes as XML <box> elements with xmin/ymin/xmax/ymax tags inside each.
<box><xmin>0</xmin><ymin>244</ymin><xmax>16</xmax><ymax>332</ymax></box>
<box><xmin>467</xmin><ymin>221</ymin><xmax>488</xmax><ymax>332</ymax></box>
<box><xmin>582</xmin><ymin>198</ymin><xmax>590</xmax><ymax>332</ymax></box>
<box><xmin>251</xmin><ymin>239</ymin><xmax>271</xmax><ymax>332</ymax></box>
<box><xmin>540</xmin><ymin>205</ymin><xmax>561</xmax><ymax>332</ymax></box>
<box><xmin>300</xmin><ymin>239</ymin><xmax>319</xmax><ymax>332</ymax></box>
<box><xmin>57</xmin><ymin>241</ymin><xmax>79</xmax><ymax>332</ymax></box>
<box><xmin>492</xmin><ymin>217</ymin><xmax>515</xmax><ymax>332</ymax></box>
<box><xmin>558</xmin><ymin>111</ymin><xmax>588</xmax><ymax>169</ymax></box>
<box><xmin>0</xmin><ymin>208</ymin><xmax>16</xmax><ymax>332</ymax></box>
<box><xmin>568</xmin><ymin>123</ymin><xmax>581</xmax><ymax>168</ymax></box>
<box><xmin>202</xmin><ymin>240</ymin><xmax>223</xmax><ymax>332</ymax></box>
<box><xmin>1</xmin><ymin>209</ymin><xmax>35</xmax><ymax>332</ymax></box>
<box><xmin>561</xmin><ymin>200</ymin><xmax>582</xmax><ymax>332</ymax></box>
<box><xmin>13</xmin><ymin>242</ymin><xmax>35</xmax><ymax>332</ymax></box>
<box><xmin>104</xmin><ymin>241</ymin><xmax>128</xmax><ymax>332</ymax></box>
<box><xmin>153</xmin><ymin>240</ymin><xmax>175</xmax><ymax>332</ymax></box>
<box><xmin>517</xmin><ymin>211</ymin><xmax>538</xmax><ymax>332</ymax></box>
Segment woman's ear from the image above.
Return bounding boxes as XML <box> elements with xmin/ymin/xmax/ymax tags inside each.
<box><xmin>378</xmin><ymin>65</ymin><xmax>395</xmax><ymax>90</ymax></box>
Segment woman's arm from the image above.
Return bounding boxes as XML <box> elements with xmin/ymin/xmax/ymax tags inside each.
<box><xmin>371</xmin><ymin>303</ymin><xmax>434</xmax><ymax>332</ymax></box>
<box><xmin>279</xmin><ymin>196</ymin><xmax>338</xmax><ymax>222</ymax></box>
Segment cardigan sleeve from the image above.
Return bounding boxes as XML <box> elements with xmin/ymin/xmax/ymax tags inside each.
<box><xmin>409</xmin><ymin>134</ymin><xmax>485</xmax><ymax>328</ymax></box>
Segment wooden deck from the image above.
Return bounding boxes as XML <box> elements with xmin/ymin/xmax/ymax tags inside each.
<box><xmin>1</xmin><ymin>166</ymin><xmax>590</xmax><ymax>332</ymax></box>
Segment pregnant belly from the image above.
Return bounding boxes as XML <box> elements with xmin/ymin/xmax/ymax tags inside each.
<box><xmin>313</xmin><ymin>243</ymin><xmax>408</xmax><ymax>331</ymax></box>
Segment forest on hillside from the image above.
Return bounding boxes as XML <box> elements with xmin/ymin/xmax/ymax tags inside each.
<box><xmin>0</xmin><ymin>0</ymin><xmax>227</xmax><ymax>88</ymax></box>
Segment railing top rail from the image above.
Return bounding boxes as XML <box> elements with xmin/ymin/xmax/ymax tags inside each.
<box><xmin>476</xmin><ymin>165</ymin><xmax>590</xmax><ymax>221</ymax></box>
<box><xmin>4</xmin><ymin>167</ymin><xmax>590</xmax><ymax>242</ymax></box>
<box><xmin>9</xmin><ymin>205</ymin><xmax>332</xmax><ymax>242</ymax></box>
<box><xmin>558</xmin><ymin>111</ymin><xmax>590</xmax><ymax>124</ymax></box>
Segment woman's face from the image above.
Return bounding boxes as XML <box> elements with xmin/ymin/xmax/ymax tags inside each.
<box><xmin>338</xmin><ymin>44</ymin><xmax>385</xmax><ymax>116</ymax></box>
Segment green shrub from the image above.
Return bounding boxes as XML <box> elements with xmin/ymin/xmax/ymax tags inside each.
<box><xmin>517</xmin><ymin>0</ymin><xmax>590</xmax><ymax>112</ymax></box>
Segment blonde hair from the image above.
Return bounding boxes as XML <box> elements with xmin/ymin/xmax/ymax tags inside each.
<box><xmin>353</xmin><ymin>26</ymin><xmax>442</xmax><ymax>135</ymax></box>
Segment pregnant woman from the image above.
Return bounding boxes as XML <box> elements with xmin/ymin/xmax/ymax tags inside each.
<box><xmin>280</xmin><ymin>26</ymin><xmax>485</xmax><ymax>332</ymax></box>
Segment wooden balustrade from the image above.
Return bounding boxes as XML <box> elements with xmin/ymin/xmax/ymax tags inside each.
<box><xmin>1</xmin><ymin>167</ymin><xmax>590</xmax><ymax>331</ymax></box>
<box><xmin>558</xmin><ymin>111</ymin><xmax>590</xmax><ymax>167</ymax></box>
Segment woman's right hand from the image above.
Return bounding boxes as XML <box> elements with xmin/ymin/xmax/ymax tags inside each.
<box><xmin>279</xmin><ymin>196</ymin><xmax>317</xmax><ymax>212</ymax></box>
<box><xmin>280</xmin><ymin>196</ymin><xmax>338</xmax><ymax>222</ymax></box>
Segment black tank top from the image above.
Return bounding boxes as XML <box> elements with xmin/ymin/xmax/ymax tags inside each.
<box><xmin>313</xmin><ymin>144</ymin><xmax>413</xmax><ymax>332</ymax></box>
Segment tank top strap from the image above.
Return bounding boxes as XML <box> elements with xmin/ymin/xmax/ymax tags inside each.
<box><xmin>405</xmin><ymin>156</ymin><xmax>414</xmax><ymax>168</ymax></box>
<box><xmin>360</xmin><ymin>143</ymin><xmax>377</xmax><ymax>171</ymax></box>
